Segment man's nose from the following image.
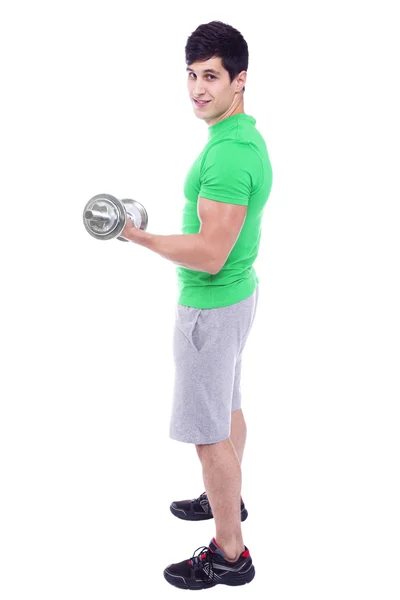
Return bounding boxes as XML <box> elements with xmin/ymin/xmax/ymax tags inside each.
<box><xmin>194</xmin><ymin>81</ymin><xmax>206</xmax><ymax>95</ymax></box>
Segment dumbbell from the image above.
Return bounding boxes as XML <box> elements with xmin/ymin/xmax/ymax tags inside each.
<box><xmin>83</xmin><ymin>193</ymin><xmax>148</xmax><ymax>241</ymax></box>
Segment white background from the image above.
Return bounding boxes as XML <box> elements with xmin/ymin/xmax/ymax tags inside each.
<box><xmin>1</xmin><ymin>1</ymin><xmax>399</xmax><ymax>598</ymax></box>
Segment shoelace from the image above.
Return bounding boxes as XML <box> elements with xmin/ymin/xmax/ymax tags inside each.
<box><xmin>196</xmin><ymin>492</ymin><xmax>212</xmax><ymax>515</ymax></box>
<box><xmin>189</xmin><ymin>546</ymin><xmax>215</xmax><ymax>582</ymax></box>
<box><xmin>192</xmin><ymin>491</ymin><xmax>207</xmax><ymax>501</ymax></box>
<box><xmin>193</xmin><ymin>492</ymin><xmax>243</xmax><ymax>518</ymax></box>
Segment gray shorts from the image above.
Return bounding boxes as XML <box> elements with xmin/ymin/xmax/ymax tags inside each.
<box><xmin>169</xmin><ymin>285</ymin><xmax>260</xmax><ymax>444</ymax></box>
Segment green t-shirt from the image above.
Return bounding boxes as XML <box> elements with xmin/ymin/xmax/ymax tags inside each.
<box><xmin>176</xmin><ymin>113</ymin><xmax>273</xmax><ymax>308</ymax></box>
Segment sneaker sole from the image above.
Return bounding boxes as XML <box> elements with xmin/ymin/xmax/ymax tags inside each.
<box><xmin>170</xmin><ymin>503</ymin><xmax>248</xmax><ymax>522</ymax></box>
<box><xmin>163</xmin><ymin>564</ymin><xmax>255</xmax><ymax>589</ymax></box>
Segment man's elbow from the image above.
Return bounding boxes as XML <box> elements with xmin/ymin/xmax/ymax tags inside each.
<box><xmin>208</xmin><ymin>257</ymin><xmax>224</xmax><ymax>275</ymax></box>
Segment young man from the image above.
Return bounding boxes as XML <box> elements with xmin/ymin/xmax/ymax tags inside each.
<box><xmin>121</xmin><ymin>20</ymin><xmax>273</xmax><ymax>590</ymax></box>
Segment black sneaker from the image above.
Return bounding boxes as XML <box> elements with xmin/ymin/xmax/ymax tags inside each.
<box><xmin>170</xmin><ymin>491</ymin><xmax>248</xmax><ymax>521</ymax></box>
<box><xmin>163</xmin><ymin>537</ymin><xmax>255</xmax><ymax>590</ymax></box>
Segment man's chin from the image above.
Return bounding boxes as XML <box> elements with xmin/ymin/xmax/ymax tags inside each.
<box><xmin>193</xmin><ymin>110</ymin><xmax>212</xmax><ymax>120</ymax></box>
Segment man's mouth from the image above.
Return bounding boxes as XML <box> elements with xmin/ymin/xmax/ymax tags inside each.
<box><xmin>193</xmin><ymin>99</ymin><xmax>211</xmax><ymax>107</ymax></box>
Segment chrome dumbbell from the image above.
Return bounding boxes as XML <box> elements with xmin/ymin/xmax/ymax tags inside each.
<box><xmin>83</xmin><ymin>193</ymin><xmax>148</xmax><ymax>241</ymax></box>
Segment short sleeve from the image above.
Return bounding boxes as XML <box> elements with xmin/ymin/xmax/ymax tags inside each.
<box><xmin>199</xmin><ymin>140</ymin><xmax>260</xmax><ymax>206</ymax></box>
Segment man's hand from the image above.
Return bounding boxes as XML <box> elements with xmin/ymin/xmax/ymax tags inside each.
<box><xmin>120</xmin><ymin>218</ymin><xmax>141</xmax><ymax>242</ymax></box>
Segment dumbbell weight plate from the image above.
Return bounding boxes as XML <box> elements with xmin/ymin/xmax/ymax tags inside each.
<box><xmin>83</xmin><ymin>193</ymin><xmax>126</xmax><ymax>241</ymax></box>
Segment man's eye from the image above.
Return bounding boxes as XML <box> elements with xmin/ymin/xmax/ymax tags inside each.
<box><xmin>189</xmin><ymin>73</ymin><xmax>215</xmax><ymax>80</ymax></box>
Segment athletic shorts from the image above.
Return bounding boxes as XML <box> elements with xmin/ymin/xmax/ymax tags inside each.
<box><xmin>169</xmin><ymin>285</ymin><xmax>259</xmax><ymax>444</ymax></box>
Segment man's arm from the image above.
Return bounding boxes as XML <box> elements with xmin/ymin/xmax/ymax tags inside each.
<box><xmin>121</xmin><ymin>194</ymin><xmax>248</xmax><ymax>274</ymax></box>
<box><xmin>121</xmin><ymin>226</ymin><xmax>218</xmax><ymax>274</ymax></box>
<box><xmin>122</xmin><ymin>140</ymin><xmax>253</xmax><ymax>275</ymax></box>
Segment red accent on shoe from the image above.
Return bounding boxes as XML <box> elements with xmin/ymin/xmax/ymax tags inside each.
<box><xmin>242</xmin><ymin>549</ymin><xmax>250</xmax><ymax>558</ymax></box>
<box><xmin>200</xmin><ymin>553</ymin><xmax>207</xmax><ymax>560</ymax></box>
<box><xmin>211</xmin><ymin>537</ymin><xmax>221</xmax><ymax>552</ymax></box>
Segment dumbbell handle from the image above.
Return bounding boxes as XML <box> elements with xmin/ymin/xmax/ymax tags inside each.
<box><xmin>84</xmin><ymin>209</ymin><xmax>112</xmax><ymax>223</ymax></box>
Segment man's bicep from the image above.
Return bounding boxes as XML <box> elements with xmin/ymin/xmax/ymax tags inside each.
<box><xmin>198</xmin><ymin>196</ymin><xmax>247</xmax><ymax>273</ymax></box>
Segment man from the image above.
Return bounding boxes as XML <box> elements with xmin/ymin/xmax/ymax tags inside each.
<box><xmin>121</xmin><ymin>20</ymin><xmax>273</xmax><ymax>590</ymax></box>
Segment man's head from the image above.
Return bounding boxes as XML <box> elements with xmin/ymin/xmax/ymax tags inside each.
<box><xmin>185</xmin><ymin>21</ymin><xmax>248</xmax><ymax>124</ymax></box>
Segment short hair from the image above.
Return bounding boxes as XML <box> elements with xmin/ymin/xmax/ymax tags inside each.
<box><xmin>185</xmin><ymin>21</ymin><xmax>248</xmax><ymax>93</ymax></box>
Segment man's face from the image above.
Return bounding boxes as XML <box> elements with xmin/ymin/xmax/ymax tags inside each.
<box><xmin>186</xmin><ymin>57</ymin><xmax>243</xmax><ymax>122</ymax></box>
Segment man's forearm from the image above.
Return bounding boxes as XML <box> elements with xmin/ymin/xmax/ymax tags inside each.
<box><xmin>125</xmin><ymin>228</ymin><xmax>217</xmax><ymax>274</ymax></box>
